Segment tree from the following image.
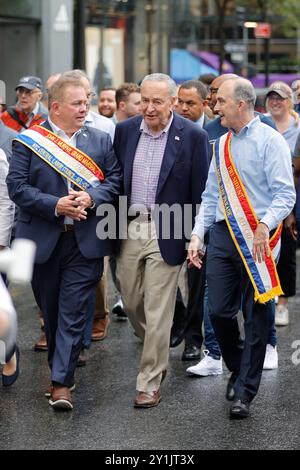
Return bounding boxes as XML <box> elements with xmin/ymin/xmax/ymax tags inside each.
<box><xmin>238</xmin><ymin>0</ymin><xmax>300</xmax><ymax>36</ymax></box>
<box><xmin>238</xmin><ymin>0</ymin><xmax>300</xmax><ymax>84</ymax></box>
<box><xmin>214</xmin><ymin>0</ymin><xmax>232</xmax><ymax>74</ymax></box>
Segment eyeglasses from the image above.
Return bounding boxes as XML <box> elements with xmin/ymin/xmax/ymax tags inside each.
<box><xmin>16</xmin><ymin>87</ymin><xmax>40</xmax><ymax>96</ymax></box>
<box><xmin>208</xmin><ymin>87</ymin><xmax>219</xmax><ymax>94</ymax></box>
<box><xmin>267</xmin><ymin>94</ymin><xmax>286</xmax><ymax>101</ymax></box>
<box><xmin>87</xmin><ymin>91</ymin><xmax>96</xmax><ymax>100</ymax></box>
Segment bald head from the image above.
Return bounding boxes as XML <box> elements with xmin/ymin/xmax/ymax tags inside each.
<box><xmin>221</xmin><ymin>77</ymin><xmax>256</xmax><ymax>110</ymax></box>
<box><xmin>214</xmin><ymin>77</ymin><xmax>256</xmax><ymax>133</ymax></box>
<box><xmin>208</xmin><ymin>73</ymin><xmax>239</xmax><ymax>113</ymax></box>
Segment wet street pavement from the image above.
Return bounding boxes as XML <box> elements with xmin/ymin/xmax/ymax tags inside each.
<box><xmin>1</xmin><ymin>258</ymin><xmax>300</xmax><ymax>450</ymax></box>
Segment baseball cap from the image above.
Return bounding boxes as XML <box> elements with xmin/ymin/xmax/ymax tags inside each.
<box><xmin>266</xmin><ymin>82</ymin><xmax>292</xmax><ymax>99</ymax></box>
<box><xmin>15</xmin><ymin>76</ymin><xmax>43</xmax><ymax>92</ymax></box>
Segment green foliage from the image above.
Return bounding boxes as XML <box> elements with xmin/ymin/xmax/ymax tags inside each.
<box><xmin>237</xmin><ymin>0</ymin><xmax>300</xmax><ymax>36</ymax></box>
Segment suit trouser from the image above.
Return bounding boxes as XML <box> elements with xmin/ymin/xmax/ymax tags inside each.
<box><xmin>277</xmin><ymin>228</ymin><xmax>297</xmax><ymax>297</ymax></box>
<box><xmin>184</xmin><ymin>259</ymin><xmax>206</xmax><ymax>347</ymax></box>
<box><xmin>172</xmin><ymin>262</ymin><xmax>205</xmax><ymax>348</ymax></box>
<box><xmin>32</xmin><ymin>231</ymin><xmax>103</xmax><ymax>386</ymax></box>
<box><xmin>116</xmin><ymin>219</ymin><xmax>181</xmax><ymax>392</ymax></box>
<box><xmin>206</xmin><ymin>222</ymin><xmax>270</xmax><ymax>403</ymax></box>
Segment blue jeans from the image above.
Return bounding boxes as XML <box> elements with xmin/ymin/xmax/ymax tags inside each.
<box><xmin>203</xmin><ymin>282</ymin><xmax>277</xmax><ymax>358</ymax></box>
<box><xmin>268</xmin><ymin>300</ymin><xmax>277</xmax><ymax>347</ymax></box>
<box><xmin>203</xmin><ymin>281</ymin><xmax>222</xmax><ymax>359</ymax></box>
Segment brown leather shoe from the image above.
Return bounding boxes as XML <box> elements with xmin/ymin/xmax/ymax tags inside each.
<box><xmin>91</xmin><ymin>315</ymin><xmax>110</xmax><ymax>341</ymax></box>
<box><xmin>34</xmin><ymin>332</ymin><xmax>48</xmax><ymax>351</ymax></box>
<box><xmin>134</xmin><ymin>390</ymin><xmax>161</xmax><ymax>408</ymax></box>
<box><xmin>49</xmin><ymin>385</ymin><xmax>73</xmax><ymax>410</ymax></box>
<box><xmin>45</xmin><ymin>383</ymin><xmax>75</xmax><ymax>398</ymax></box>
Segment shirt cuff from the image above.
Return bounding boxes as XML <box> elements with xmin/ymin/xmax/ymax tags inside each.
<box><xmin>191</xmin><ymin>232</ymin><xmax>206</xmax><ymax>253</ymax></box>
<box><xmin>260</xmin><ymin>215</ymin><xmax>277</xmax><ymax>232</ymax></box>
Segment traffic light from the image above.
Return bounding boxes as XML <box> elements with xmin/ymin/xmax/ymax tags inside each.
<box><xmin>235</xmin><ymin>6</ymin><xmax>245</xmax><ymax>26</ymax></box>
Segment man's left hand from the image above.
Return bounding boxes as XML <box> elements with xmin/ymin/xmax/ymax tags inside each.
<box><xmin>69</xmin><ymin>188</ymin><xmax>93</xmax><ymax>209</ymax></box>
<box><xmin>252</xmin><ymin>222</ymin><xmax>270</xmax><ymax>263</ymax></box>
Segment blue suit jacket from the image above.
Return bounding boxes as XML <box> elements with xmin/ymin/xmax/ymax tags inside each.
<box><xmin>6</xmin><ymin>120</ymin><xmax>122</xmax><ymax>263</ymax></box>
<box><xmin>204</xmin><ymin>112</ymin><xmax>275</xmax><ymax>150</ymax></box>
<box><xmin>114</xmin><ymin>113</ymin><xmax>210</xmax><ymax>266</ymax></box>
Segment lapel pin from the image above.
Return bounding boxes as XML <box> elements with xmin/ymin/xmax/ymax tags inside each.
<box><xmin>175</xmin><ymin>136</ymin><xmax>180</xmax><ymax>141</ymax></box>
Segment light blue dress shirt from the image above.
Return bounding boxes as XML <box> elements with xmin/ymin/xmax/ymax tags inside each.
<box><xmin>192</xmin><ymin>116</ymin><xmax>296</xmax><ymax>244</ymax></box>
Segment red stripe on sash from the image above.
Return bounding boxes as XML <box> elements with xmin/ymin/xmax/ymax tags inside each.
<box><xmin>224</xmin><ymin>133</ymin><xmax>279</xmax><ymax>289</ymax></box>
<box><xmin>33</xmin><ymin>125</ymin><xmax>104</xmax><ymax>181</ymax></box>
<box><xmin>224</xmin><ymin>133</ymin><xmax>257</xmax><ymax>232</ymax></box>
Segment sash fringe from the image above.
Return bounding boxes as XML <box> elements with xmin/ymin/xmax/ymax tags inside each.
<box><xmin>214</xmin><ymin>133</ymin><xmax>283</xmax><ymax>304</ymax></box>
<box><xmin>255</xmin><ymin>286</ymin><xmax>284</xmax><ymax>304</ymax></box>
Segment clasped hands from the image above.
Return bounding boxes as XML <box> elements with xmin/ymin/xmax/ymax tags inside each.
<box><xmin>55</xmin><ymin>188</ymin><xmax>93</xmax><ymax>221</ymax></box>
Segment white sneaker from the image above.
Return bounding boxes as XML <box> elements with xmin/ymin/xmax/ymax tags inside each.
<box><xmin>263</xmin><ymin>344</ymin><xmax>278</xmax><ymax>370</ymax></box>
<box><xmin>275</xmin><ymin>305</ymin><xmax>289</xmax><ymax>326</ymax></box>
<box><xmin>186</xmin><ymin>350</ymin><xmax>223</xmax><ymax>376</ymax></box>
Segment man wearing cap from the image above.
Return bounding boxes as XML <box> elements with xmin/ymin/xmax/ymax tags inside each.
<box><xmin>0</xmin><ymin>76</ymin><xmax>48</xmax><ymax>133</ymax></box>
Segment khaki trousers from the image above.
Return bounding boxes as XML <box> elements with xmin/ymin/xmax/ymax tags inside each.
<box><xmin>116</xmin><ymin>220</ymin><xmax>181</xmax><ymax>392</ymax></box>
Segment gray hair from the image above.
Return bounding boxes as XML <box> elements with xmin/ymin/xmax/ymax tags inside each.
<box><xmin>63</xmin><ymin>69</ymin><xmax>90</xmax><ymax>83</ymax></box>
<box><xmin>141</xmin><ymin>73</ymin><xmax>177</xmax><ymax>97</ymax></box>
<box><xmin>232</xmin><ymin>78</ymin><xmax>256</xmax><ymax>110</ymax></box>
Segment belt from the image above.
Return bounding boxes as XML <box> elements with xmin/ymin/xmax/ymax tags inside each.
<box><xmin>128</xmin><ymin>213</ymin><xmax>152</xmax><ymax>223</ymax></box>
<box><xmin>61</xmin><ymin>224</ymin><xmax>75</xmax><ymax>232</ymax></box>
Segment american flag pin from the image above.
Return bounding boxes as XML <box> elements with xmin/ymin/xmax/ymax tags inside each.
<box><xmin>175</xmin><ymin>136</ymin><xmax>180</xmax><ymax>141</ymax></box>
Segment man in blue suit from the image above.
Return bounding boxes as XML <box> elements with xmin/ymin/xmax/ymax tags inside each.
<box><xmin>7</xmin><ymin>75</ymin><xmax>121</xmax><ymax>410</ymax></box>
<box><xmin>114</xmin><ymin>73</ymin><xmax>210</xmax><ymax>408</ymax></box>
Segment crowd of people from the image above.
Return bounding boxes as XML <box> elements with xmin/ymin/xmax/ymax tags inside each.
<box><xmin>0</xmin><ymin>68</ymin><xmax>300</xmax><ymax>419</ymax></box>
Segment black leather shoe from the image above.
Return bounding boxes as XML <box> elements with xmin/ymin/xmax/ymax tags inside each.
<box><xmin>226</xmin><ymin>372</ymin><xmax>238</xmax><ymax>401</ymax></box>
<box><xmin>181</xmin><ymin>345</ymin><xmax>201</xmax><ymax>361</ymax></box>
<box><xmin>230</xmin><ymin>398</ymin><xmax>250</xmax><ymax>419</ymax></box>
<box><xmin>170</xmin><ymin>329</ymin><xmax>185</xmax><ymax>348</ymax></box>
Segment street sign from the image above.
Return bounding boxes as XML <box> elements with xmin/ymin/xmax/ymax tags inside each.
<box><xmin>254</xmin><ymin>23</ymin><xmax>271</xmax><ymax>39</ymax></box>
<box><xmin>224</xmin><ymin>42</ymin><xmax>246</xmax><ymax>53</ymax></box>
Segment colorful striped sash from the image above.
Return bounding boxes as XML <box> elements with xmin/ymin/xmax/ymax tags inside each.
<box><xmin>214</xmin><ymin>132</ymin><xmax>283</xmax><ymax>303</ymax></box>
<box><xmin>15</xmin><ymin>125</ymin><xmax>104</xmax><ymax>191</ymax></box>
